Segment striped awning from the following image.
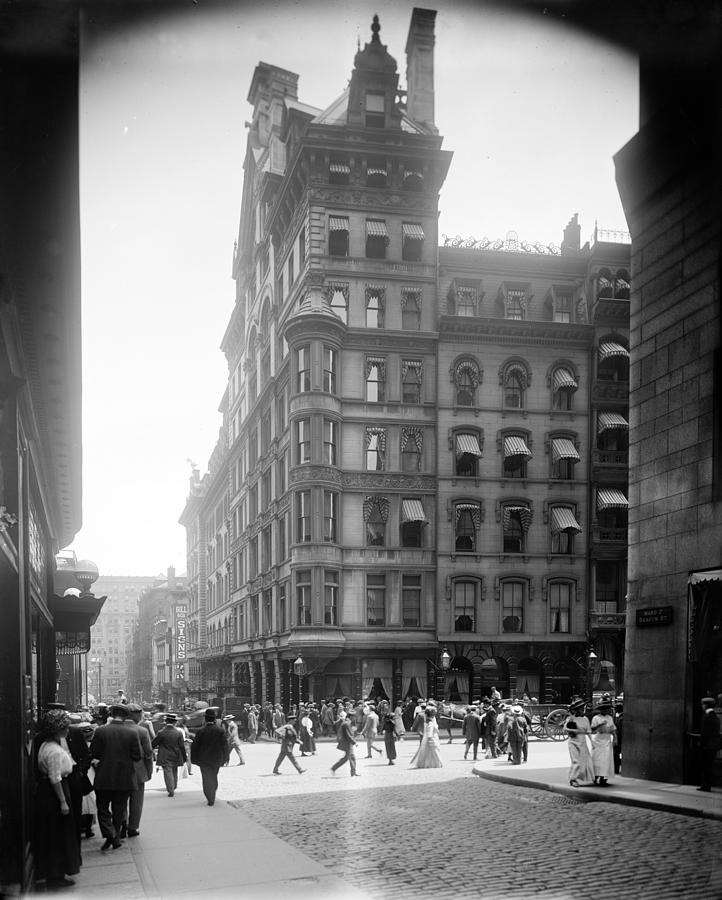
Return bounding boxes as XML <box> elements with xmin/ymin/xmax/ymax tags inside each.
<box><xmin>551</xmin><ymin>438</ymin><xmax>580</xmax><ymax>463</ymax></box>
<box><xmin>505</xmin><ymin>363</ymin><xmax>528</xmax><ymax>387</ymax></box>
<box><xmin>502</xmin><ymin>505</ymin><xmax>532</xmax><ymax>532</ymax></box>
<box><xmin>597</xmin><ymin>488</ymin><xmax>628</xmax><ymax>511</ymax></box>
<box><xmin>599</xmin><ymin>341</ymin><xmax>629</xmax><ymax>361</ymax></box>
<box><xmin>367</xmin><ymin>166</ymin><xmax>387</xmax><ymax>177</ymax></box>
<box><xmin>329</xmin><ymin>216</ymin><xmax>349</xmax><ymax>231</ymax></box>
<box><xmin>402</xmin><ymin>223</ymin><xmax>425</xmax><ymax>241</ymax></box>
<box><xmin>689</xmin><ymin>569</ymin><xmax>722</xmax><ymax>585</ymax></box>
<box><xmin>401</xmin><ymin>499</ymin><xmax>428</xmax><ymax>524</ymax></box>
<box><xmin>551</xmin><ymin>507</ymin><xmax>582</xmax><ymax>534</ymax></box>
<box><xmin>456</xmin><ymin>434</ymin><xmax>482</xmax><ymax>458</ymax></box>
<box><xmin>404</xmin><ymin>170</ymin><xmax>423</xmax><ymax>181</ymax></box>
<box><xmin>598</xmin><ymin>412</ymin><xmax>629</xmax><ymax>433</ymax></box>
<box><xmin>329</xmin><ymin>162</ymin><xmax>350</xmax><ymax>174</ymax></box>
<box><xmin>455</xmin><ymin>503</ymin><xmax>480</xmax><ymax>529</ymax></box>
<box><xmin>366</xmin><ymin>220</ymin><xmax>389</xmax><ymax>238</ymax></box>
<box><xmin>363</xmin><ymin>495</ymin><xmax>389</xmax><ymax>523</ymax></box>
<box><xmin>504</xmin><ymin>435</ymin><xmax>532</xmax><ymax>460</ymax></box>
<box><xmin>553</xmin><ymin>368</ymin><xmax>578</xmax><ymax>392</ymax></box>
<box><xmin>365</xmin><ymin>427</ymin><xmax>387</xmax><ymax>452</ymax></box>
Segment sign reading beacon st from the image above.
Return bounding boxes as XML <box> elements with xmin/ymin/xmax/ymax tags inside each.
<box><xmin>175</xmin><ymin>605</ymin><xmax>187</xmax><ymax>680</ymax></box>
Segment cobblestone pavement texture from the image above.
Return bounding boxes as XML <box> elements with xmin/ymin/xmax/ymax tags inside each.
<box><xmin>201</xmin><ymin>736</ymin><xmax>722</xmax><ymax>900</ymax></box>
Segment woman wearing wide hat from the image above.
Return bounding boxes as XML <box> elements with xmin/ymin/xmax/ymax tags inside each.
<box><xmin>590</xmin><ymin>693</ymin><xmax>617</xmax><ymax>786</ymax></box>
<box><xmin>564</xmin><ymin>697</ymin><xmax>594</xmax><ymax>787</ymax></box>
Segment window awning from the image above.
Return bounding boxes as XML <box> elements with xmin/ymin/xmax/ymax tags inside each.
<box><xmin>599</xmin><ymin>341</ymin><xmax>629</xmax><ymax>361</ymax></box>
<box><xmin>503</xmin><ymin>505</ymin><xmax>532</xmax><ymax>532</ymax></box>
<box><xmin>597</xmin><ymin>488</ymin><xmax>628</xmax><ymax>511</ymax></box>
<box><xmin>329</xmin><ymin>216</ymin><xmax>349</xmax><ymax>231</ymax></box>
<box><xmin>504</xmin><ymin>435</ymin><xmax>532</xmax><ymax>460</ymax></box>
<box><xmin>456</xmin><ymin>434</ymin><xmax>482</xmax><ymax>458</ymax></box>
<box><xmin>402</xmin><ymin>223</ymin><xmax>425</xmax><ymax>241</ymax></box>
<box><xmin>367</xmin><ymin>166</ymin><xmax>387</xmax><ymax>177</ymax></box>
<box><xmin>455</xmin><ymin>503</ymin><xmax>481</xmax><ymax>528</ymax></box>
<box><xmin>329</xmin><ymin>162</ymin><xmax>350</xmax><ymax>174</ymax></box>
<box><xmin>366</xmin><ymin>220</ymin><xmax>389</xmax><ymax>238</ymax></box>
<box><xmin>401</xmin><ymin>499</ymin><xmax>428</xmax><ymax>524</ymax></box>
<box><xmin>551</xmin><ymin>438</ymin><xmax>580</xmax><ymax>463</ymax></box>
<box><xmin>551</xmin><ymin>507</ymin><xmax>582</xmax><ymax>534</ymax></box>
<box><xmin>553</xmin><ymin>368</ymin><xmax>578</xmax><ymax>392</ymax></box>
<box><xmin>505</xmin><ymin>363</ymin><xmax>528</xmax><ymax>386</ymax></box>
<box><xmin>689</xmin><ymin>569</ymin><xmax>722</xmax><ymax>585</ymax></box>
<box><xmin>404</xmin><ymin>170</ymin><xmax>423</xmax><ymax>181</ymax></box>
<box><xmin>598</xmin><ymin>412</ymin><xmax>629</xmax><ymax>433</ymax></box>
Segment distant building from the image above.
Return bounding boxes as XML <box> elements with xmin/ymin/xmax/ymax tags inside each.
<box><xmin>89</xmin><ymin>575</ymin><xmax>157</xmax><ymax>702</ymax></box>
<box><xmin>180</xmin><ymin>10</ymin><xmax>631</xmax><ymax>711</ymax></box>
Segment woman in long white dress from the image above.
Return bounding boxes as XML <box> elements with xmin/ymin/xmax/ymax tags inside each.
<box><xmin>564</xmin><ymin>697</ymin><xmax>594</xmax><ymax>787</ymax></box>
<box><xmin>409</xmin><ymin>706</ymin><xmax>443</xmax><ymax>769</ymax></box>
<box><xmin>590</xmin><ymin>695</ymin><xmax>617</xmax><ymax>786</ymax></box>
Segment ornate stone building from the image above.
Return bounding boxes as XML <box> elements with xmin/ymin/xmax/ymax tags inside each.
<box><xmin>181</xmin><ymin>9</ymin><xmax>630</xmax><ymax>711</ymax></box>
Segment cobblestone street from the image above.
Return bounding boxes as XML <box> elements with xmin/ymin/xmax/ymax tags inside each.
<box><xmin>192</xmin><ymin>738</ymin><xmax>722</xmax><ymax>900</ymax></box>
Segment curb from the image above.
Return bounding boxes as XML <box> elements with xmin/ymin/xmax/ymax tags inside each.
<box><xmin>472</xmin><ymin>768</ymin><xmax>722</xmax><ymax>821</ymax></box>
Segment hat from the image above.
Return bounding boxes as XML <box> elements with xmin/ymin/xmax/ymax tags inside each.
<box><xmin>222</xmin><ymin>715</ymin><xmax>234</xmax><ymax>722</ymax></box>
<box><xmin>701</xmin><ymin>696</ymin><xmax>716</xmax><ymax>706</ymax></box>
<box><xmin>204</xmin><ymin>709</ymin><xmax>217</xmax><ymax>720</ymax></box>
<box><xmin>164</xmin><ymin>714</ymin><xmax>178</xmax><ymax>723</ymax></box>
<box><xmin>569</xmin><ymin>697</ymin><xmax>586</xmax><ymax>711</ymax></box>
<box><xmin>596</xmin><ymin>693</ymin><xmax>613</xmax><ymax>710</ymax></box>
<box><xmin>512</xmin><ymin>705</ymin><xmax>523</xmax><ymax>715</ymax></box>
<box><xmin>109</xmin><ymin>703</ymin><xmax>129</xmax><ymax>717</ymax></box>
<box><xmin>126</xmin><ymin>703</ymin><xmax>143</xmax><ymax>714</ymax></box>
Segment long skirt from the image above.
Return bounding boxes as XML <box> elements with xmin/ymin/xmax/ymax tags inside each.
<box><xmin>34</xmin><ymin>778</ymin><xmax>81</xmax><ymax>882</ymax></box>
<box><xmin>409</xmin><ymin>736</ymin><xmax>443</xmax><ymax>769</ymax></box>
<box><xmin>567</xmin><ymin>735</ymin><xmax>595</xmax><ymax>784</ymax></box>
<box><xmin>591</xmin><ymin>734</ymin><xmax>615</xmax><ymax>779</ymax></box>
<box><xmin>384</xmin><ymin>732</ymin><xmax>397</xmax><ymax>761</ymax></box>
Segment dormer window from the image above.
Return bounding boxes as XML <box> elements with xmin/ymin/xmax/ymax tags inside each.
<box><xmin>498</xmin><ymin>282</ymin><xmax>530</xmax><ymax>320</ymax></box>
<box><xmin>365</xmin><ymin>91</ymin><xmax>385</xmax><ymax>128</ymax></box>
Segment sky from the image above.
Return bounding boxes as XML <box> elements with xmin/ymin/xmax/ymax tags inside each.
<box><xmin>69</xmin><ymin>0</ymin><xmax>638</xmax><ymax>577</ymax></box>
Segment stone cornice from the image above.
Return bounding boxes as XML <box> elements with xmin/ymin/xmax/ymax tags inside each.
<box><xmin>439</xmin><ymin>315</ymin><xmax>594</xmax><ymax>346</ymax></box>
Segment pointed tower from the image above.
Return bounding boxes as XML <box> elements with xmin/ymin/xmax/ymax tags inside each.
<box><xmin>346</xmin><ymin>15</ymin><xmax>402</xmax><ymax>130</ymax></box>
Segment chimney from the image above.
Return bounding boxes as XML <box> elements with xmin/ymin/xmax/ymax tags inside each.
<box><xmin>167</xmin><ymin>566</ymin><xmax>176</xmax><ymax>588</ymax></box>
<box><xmin>561</xmin><ymin>213</ymin><xmax>581</xmax><ymax>256</ymax></box>
<box><xmin>405</xmin><ymin>8</ymin><xmax>436</xmax><ymax>130</ymax></box>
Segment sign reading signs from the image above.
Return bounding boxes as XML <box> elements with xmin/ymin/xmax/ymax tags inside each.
<box><xmin>175</xmin><ymin>605</ymin><xmax>187</xmax><ymax>680</ymax></box>
<box><xmin>636</xmin><ymin>606</ymin><xmax>674</xmax><ymax>627</ymax></box>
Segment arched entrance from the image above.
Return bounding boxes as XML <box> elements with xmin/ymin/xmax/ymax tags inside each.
<box><xmin>444</xmin><ymin>656</ymin><xmax>473</xmax><ymax>703</ymax></box>
<box><xmin>515</xmin><ymin>657</ymin><xmax>543</xmax><ymax>701</ymax></box>
<box><xmin>478</xmin><ymin>657</ymin><xmax>509</xmax><ymax>699</ymax></box>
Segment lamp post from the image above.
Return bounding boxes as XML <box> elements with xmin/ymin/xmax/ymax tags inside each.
<box><xmin>293</xmin><ymin>653</ymin><xmax>306</xmax><ymax>706</ymax></box>
<box><xmin>91</xmin><ymin>656</ymin><xmax>102</xmax><ymax>704</ymax></box>
<box><xmin>587</xmin><ymin>649</ymin><xmax>598</xmax><ymax>705</ymax></box>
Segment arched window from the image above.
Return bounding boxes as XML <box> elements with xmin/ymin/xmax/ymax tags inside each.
<box><xmin>597</xmin><ymin>339</ymin><xmax>629</xmax><ymax>382</ymax></box>
<box><xmin>551</xmin><ymin>365</ymin><xmax>578</xmax><ymax>410</ymax></box>
<box><xmin>454</xmin><ymin>359</ymin><xmax>480</xmax><ymax>407</ymax></box>
<box><xmin>503</xmin><ymin>362</ymin><xmax>528</xmax><ymax>408</ymax></box>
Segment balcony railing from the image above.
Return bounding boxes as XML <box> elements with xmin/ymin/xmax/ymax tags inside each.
<box><xmin>590</xmin><ymin>612</ymin><xmax>626</xmax><ymax>629</ymax></box>
<box><xmin>592</xmin><ymin>449</ymin><xmax>628</xmax><ymax>468</ymax></box>
<box><xmin>592</xmin><ymin>525</ymin><xmax>627</xmax><ymax>543</ymax></box>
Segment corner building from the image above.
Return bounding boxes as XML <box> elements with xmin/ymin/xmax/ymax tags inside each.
<box><xmin>181</xmin><ymin>9</ymin><xmax>631</xmax><ymax>710</ymax></box>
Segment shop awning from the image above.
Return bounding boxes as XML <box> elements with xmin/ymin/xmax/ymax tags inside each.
<box><xmin>504</xmin><ymin>435</ymin><xmax>532</xmax><ymax>460</ymax></box>
<box><xmin>551</xmin><ymin>438</ymin><xmax>580</xmax><ymax>463</ymax></box>
<box><xmin>689</xmin><ymin>569</ymin><xmax>722</xmax><ymax>585</ymax></box>
<box><xmin>551</xmin><ymin>507</ymin><xmax>582</xmax><ymax>534</ymax></box>
<box><xmin>366</xmin><ymin>220</ymin><xmax>389</xmax><ymax>238</ymax></box>
<box><xmin>597</xmin><ymin>488</ymin><xmax>628</xmax><ymax>511</ymax></box>
<box><xmin>599</xmin><ymin>341</ymin><xmax>629</xmax><ymax>361</ymax></box>
<box><xmin>402</xmin><ymin>223</ymin><xmax>425</xmax><ymax>241</ymax></box>
<box><xmin>456</xmin><ymin>434</ymin><xmax>482</xmax><ymax>458</ymax></box>
<box><xmin>329</xmin><ymin>216</ymin><xmax>349</xmax><ymax>231</ymax></box>
<box><xmin>553</xmin><ymin>368</ymin><xmax>578</xmax><ymax>392</ymax></box>
<box><xmin>401</xmin><ymin>499</ymin><xmax>428</xmax><ymax>524</ymax></box>
<box><xmin>598</xmin><ymin>412</ymin><xmax>629</xmax><ymax>433</ymax></box>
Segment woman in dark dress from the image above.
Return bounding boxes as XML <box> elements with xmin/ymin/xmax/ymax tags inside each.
<box><xmin>379</xmin><ymin>701</ymin><xmax>397</xmax><ymax>766</ymax></box>
<box><xmin>34</xmin><ymin>709</ymin><xmax>82</xmax><ymax>889</ymax></box>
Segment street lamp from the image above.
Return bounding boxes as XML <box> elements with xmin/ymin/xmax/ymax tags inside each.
<box><xmin>587</xmin><ymin>649</ymin><xmax>598</xmax><ymax>705</ymax></box>
<box><xmin>293</xmin><ymin>653</ymin><xmax>306</xmax><ymax>705</ymax></box>
<box><xmin>440</xmin><ymin>647</ymin><xmax>451</xmax><ymax>671</ymax></box>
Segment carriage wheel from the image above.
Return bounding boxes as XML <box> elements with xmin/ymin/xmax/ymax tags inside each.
<box><xmin>544</xmin><ymin>708</ymin><xmax>570</xmax><ymax>741</ymax></box>
<box><xmin>529</xmin><ymin>718</ymin><xmax>546</xmax><ymax>739</ymax></box>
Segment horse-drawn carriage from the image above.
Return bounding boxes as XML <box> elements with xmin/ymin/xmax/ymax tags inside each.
<box><xmin>437</xmin><ymin>699</ymin><xmax>569</xmax><ymax>741</ymax></box>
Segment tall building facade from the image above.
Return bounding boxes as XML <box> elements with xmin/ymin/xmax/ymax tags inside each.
<box><xmin>88</xmin><ymin>575</ymin><xmax>157</xmax><ymax>702</ymax></box>
<box><xmin>181</xmin><ymin>9</ymin><xmax>630</xmax><ymax>711</ymax></box>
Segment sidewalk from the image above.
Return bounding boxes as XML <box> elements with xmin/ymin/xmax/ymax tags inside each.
<box><xmin>472</xmin><ymin>757</ymin><xmax>722</xmax><ymax>821</ymax></box>
<box><xmin>65</xmin><ymin>777</ymin><xmax>365</xmax><ymax>900</ymax></box>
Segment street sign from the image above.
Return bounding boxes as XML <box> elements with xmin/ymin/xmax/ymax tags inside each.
<box><xmin>636</xmin><ymin>606</ymin><xmax>673</xmax><ymax>627</ymax></box>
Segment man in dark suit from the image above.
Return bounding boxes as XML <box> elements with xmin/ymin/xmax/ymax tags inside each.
<box><xmin>191</xmin><ymin>708</ymin><xmax>229</xmax><ymax>806</ymax></box>
<box><xmin>330</xmin><ymin>711</ymin><xmax>359</xmax><ymax>777</ymax></box>
<box><xmin>698</xmin><ymin>696</ymin><xmax>721</xmax><ymax>792</ymax></box>
<box><xmin>462</xmin><ymin>705</ymin><xmax>482</xmax><ymax>760</ymax></box>
<box><xmin>122</xmin><ymin>704</ymin><xmax>154</xmax><ymax>836</ymax></box>
<box><xmin>152</xmin><ymin>713</ymin><xmax>187</xmax><ymax>797</ymax></box>
<box><xmin>90</xmin><ymin>704</ymin><xmax>141</xmax><ymax>850</ymax></box>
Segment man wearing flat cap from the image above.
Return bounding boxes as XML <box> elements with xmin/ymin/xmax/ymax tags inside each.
<box><xmin>152</xmin><ymin>713</ymin><xmax>187</xmax><ymax>797</ymax></box>
<box><xmin>90</xmin><ymin>704</ymin><xmax>142</xmax><ymax>850</ymax></box>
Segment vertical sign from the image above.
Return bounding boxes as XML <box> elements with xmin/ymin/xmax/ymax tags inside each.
<box><xmin>175</xmin><ymin>605</ymin><xmax>187</xmax><ymax>681</ymax></box>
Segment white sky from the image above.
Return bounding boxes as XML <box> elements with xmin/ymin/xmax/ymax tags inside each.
<box><xmin>69</xmin><ymin>0</ymin><xmax>638</xmax><ymax>577</ymax></box>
